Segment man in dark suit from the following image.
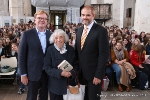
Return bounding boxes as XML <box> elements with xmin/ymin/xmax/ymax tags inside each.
<box><xmin>75</xmin><ymin>5</ymin><xmax>109</xmax><ymax>100</ymax></box>
<box><xmin>18</xmin><ymin>10</ymin><xmax>52</xmax><ymax>100</ymax></box>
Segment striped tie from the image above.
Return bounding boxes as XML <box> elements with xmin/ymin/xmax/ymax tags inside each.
<box><xmin>81</xmin><ymin>26</ymin><xmax>88</xmax><ymax>49</ymax></box>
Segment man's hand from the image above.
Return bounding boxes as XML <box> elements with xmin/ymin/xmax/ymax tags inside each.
<box><xmin>93</xmin><ymin>77</ymin><xmax>101</xmax><ymax>85</ymax></box>
<box><xmin>21</xmin><ymin>76</ymin><xmax>28</xmax><ymax>85</ymax></box>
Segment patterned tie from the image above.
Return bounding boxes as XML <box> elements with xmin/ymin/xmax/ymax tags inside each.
<box><xmin>81</xmin><ymin>26</ymin><xmax>88</xmax><ymax>50</ymax></box>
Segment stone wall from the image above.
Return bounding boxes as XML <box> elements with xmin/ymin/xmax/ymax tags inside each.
<box><xmin>134</xmin><ymin>0</ymin><xmax>150</xmax><ymax>34</ymax></box>
<box><xmin>105</xmin><ymin>0</ymin><xmax>123</xmax><ymax>27</ymax></box>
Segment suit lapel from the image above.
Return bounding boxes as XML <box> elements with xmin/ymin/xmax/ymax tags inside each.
<box><xmin>45</xmin><ymin>30</ymin><xmax>51</xmax><ymax>54</ymax></box>
<box><xmin>81</xmin><ymin>23</ymin><xmax>97</xmax><ymax>51</ymax></box>
<box><xmin>46</xmin><ymin>30</ymin><xmax>50</xmax><ymax>48</ymax></box>
<box><xmin>77</xmin><ymin>26</ymin><xmax>84</xmax><ymax>53</ymax></box>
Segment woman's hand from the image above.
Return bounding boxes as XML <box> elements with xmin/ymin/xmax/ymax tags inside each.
<box><xmin>118</xmin><ymin>61</ymin><xmax>123</xmax><ymax>65</ymax></box>
<box><xmin>1</xmin><ymin>56</ymin><xmax>5</xmax><ymax>58</ymax></box>
<box><xmin>139</xmin><ymin>64</ymin><xmax>144</xmax><ymax>68</ymax></box>
<box><xmin>61</xmin><ymin>70</ymin><xmax>72</xmax><ymax>78</ymax></box>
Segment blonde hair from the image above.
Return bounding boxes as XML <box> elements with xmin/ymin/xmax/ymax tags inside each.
<box><xmin>131</xmin><ymin>38</ymin><xmax>141</xmax><ymax>51</ymax></box>
<box><xmin>131</xmin><ymin>38</ymin><xmax>143</xmax><ymax>59</ymax></box>
<box><xmin>34</xmin><ymin>10</ymin><xmax>49</xmax><ymax>21</ymax></box>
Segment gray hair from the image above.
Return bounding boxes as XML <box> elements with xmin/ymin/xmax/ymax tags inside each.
<box><xmin>49</xmin><ymin>29</ymin><xmax>69</xmax><ymax>44</ymax></box>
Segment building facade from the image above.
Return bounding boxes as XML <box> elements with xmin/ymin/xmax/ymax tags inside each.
<box><xmin>0</xmin><ymin>0</ymin><xmax>150</xmax><ymax>34</ymax></box>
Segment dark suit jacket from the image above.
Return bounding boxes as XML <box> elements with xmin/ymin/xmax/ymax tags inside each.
<box><xmin>44</xmin><ymin>44</ymin><xmax>77</xmax><ymax>95</ymax></box>
<box><xmin>75</xmin><ymin>23</ymin><xmax>109</xmax><ymax>81</ymax></box>
<box><xmin>18</xmin><ymin>28</ymin><xmax>51</xmax><ymax>81</ymax></box>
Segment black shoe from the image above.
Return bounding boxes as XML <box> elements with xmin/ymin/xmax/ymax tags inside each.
<box><xmin>18</xmin><ymin>88</ymin><xmax>26</xmax><ymax>94</ymax></box>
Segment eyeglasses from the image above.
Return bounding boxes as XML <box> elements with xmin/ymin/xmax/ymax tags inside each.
<box><xmin>36</xmin><ymin>17</ymin><xmax>48</xmax><ymax>21</ymax></box>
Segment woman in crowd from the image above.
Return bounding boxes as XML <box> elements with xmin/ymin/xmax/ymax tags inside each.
<box><xmin>11</xmin><ymin>43</ymin><xmax>26</xmax><ymax>94</ymax></box>
<box><xmin>144</xmin><ymin>37</ymin><xmax>150</xmax><ymax>55</ymax></box>
<box><xmin>146</xmin><ymin>33</ymin><xmax>150</xmax><ymax>38</ymax></box>
<box><xmin>123</xmin><ymin>38</ymin><xmax>131</xmax><ymax>53</ymax></box>
<box><xmin>116</xmin><ymin>29</ymin><xmax>122</xmax><ymax>36</ymax></box>
<box><xmin>139</xmin><ymin>31</ymin><xmax>146</xmax><ymax>44</ymax></box>
<box><xmin>3</xmin><ymin>37</ymin><xmax>12</xmax><ymax>57</ymax></box>
<box><xmin>64</xmin><ymin>27</ymin><xmax>71</xmax><ymax>39</ymax></box>
<box><xmin>111</xmin><ymin>41</ymin><xmax>135</xmax><ymax>92</ymax></box>
<box><xmin>129</xmin><ymin>38</ymin><xmax>150</xmax><ymax>88</ymax></box>
<box><xmin>0</xmin><ymin>39</ymin><xmax>5</xmax><ymax>59</ymax></box>
<box><xmin>69</xmin><ymin>30</ymin><xmax>76</xmax><ymax>48</ymax></box>
<box><xmin>130</xmin><ymin>32</ymin><xmax>136</xmax><ymax>43</ymax></box>
<box><xmin>110</xmin><ymin>37</ymin><xmax>117</xmax><ymax>50</ymax></box>
<box><xmin>44</xmin><ymin>29</ymin><xmax>77</xmax><ymax>100</ymax></box>
<box><xmin>108</xmin><ymin>30</ymin><xmax>114</xmax><ymax>44</ymax></box>
<box><xmin>8</xmin><ymin>29</ymin><xmax>15</xmax><ymax>40</ymax></box>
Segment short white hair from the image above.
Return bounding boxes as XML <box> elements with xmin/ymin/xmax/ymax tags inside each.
<box><xmin>49</xmin><ymin>29</ymin><xmax>69</xmax><ymax>44</ymax></box>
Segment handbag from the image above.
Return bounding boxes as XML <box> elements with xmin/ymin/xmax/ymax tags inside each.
<box><xmin>63</xmin><ymin>70</ymin><xmax>85</xmax><ymax>100</ymax></box>
<box><xmin>102</xmin><ymin>76</ymin><xmax>110</xmax><ymax>91</ymax></box>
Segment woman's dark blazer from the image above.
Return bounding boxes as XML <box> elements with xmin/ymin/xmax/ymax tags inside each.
<box><xmin>146</xmin><ymin>43</ymin><xmax>150</xmax><ymax>55</ymax></box>
<box><xmin>44</xmin><ymin>44</ymin><xmax>77</xmax><ymax>95</ymax></box>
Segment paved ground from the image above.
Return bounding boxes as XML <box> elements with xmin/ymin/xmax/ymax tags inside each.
<box><xmin>0</xmin><ymin>81</ymin><xmax>150</xmax><ymax>100</ymax></box>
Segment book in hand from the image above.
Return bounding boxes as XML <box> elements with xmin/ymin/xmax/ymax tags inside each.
<box><xmin>58</xmin><ymin>60</ymin><xmax>73</xmax><ymax>71</ymax></box>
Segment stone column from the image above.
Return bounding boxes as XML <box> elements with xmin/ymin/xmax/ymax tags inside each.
<box><xmin>9</xmin><ymin>0</ymin><xmax>24</xmax><ymax>16</ymax></box>
<box><xmin>131</xmin><ymin>0</ymin><xmax>136</xmax><ymax>27</ymax></box>
<box><xmin>23</xmin><ymin>0</ymin><xmax>31</xmax><ymax>16</ymax></box>
<box><xmin>0</xmin><ymin>0</ymin><xmax>9</xmax><ymax>16</ymax></box>
<box><xmin>134</xmin><ymin>0</ymin><xmax>150</xmax><ymax>34</ymax></box>
<box><xmin>112</xmin><ymin>0</ymin><xmax>124</xmax><ymax>28</ymax></box>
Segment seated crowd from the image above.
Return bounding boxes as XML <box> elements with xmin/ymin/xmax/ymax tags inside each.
<box><xmin>0</xmin><ymin>21</ymin><xmax>150</xmax><ymax>94</ymax></box>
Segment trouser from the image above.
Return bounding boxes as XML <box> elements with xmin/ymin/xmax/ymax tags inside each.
<box><xmin>26</xmin><ymin>71</ymin><xmax>48</xmax><ymax>100</ymax></box>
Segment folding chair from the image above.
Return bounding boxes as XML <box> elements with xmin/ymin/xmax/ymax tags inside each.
<box><xmin>0</xmin><ymin>57</ymin><xmax>17</xmax><ymax>85</ymax></box>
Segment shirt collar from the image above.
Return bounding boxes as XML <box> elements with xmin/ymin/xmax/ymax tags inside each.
<box><xmin>54</xmin><ymin>43</ymin><xmax>67</xmax><ymax>54</ymax></box>
<box><xmin>36</xmin><ymin>28</ymin><xmax>46</xmax><ymax>35</ymax></box>
<box><xmin>84</xmin><ymin>21</ymin><xmax>94</xmax><ymax>30</ymax></box>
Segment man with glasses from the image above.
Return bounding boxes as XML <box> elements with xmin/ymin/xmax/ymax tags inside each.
<box><xmin>18</xmin><ymin>10</ymin><xmax>52</xmax><ymax>100</ymax></box>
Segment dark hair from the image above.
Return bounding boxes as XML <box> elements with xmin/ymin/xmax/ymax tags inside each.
<box><xmin>144</xmin><ymin>37</ymin><xmax>150</xmax><ymax>46</ymax></box>
<box><xmin>116</xmin><ymin>40</ymin><xmax>123</xmax><ymax>46</ymax></box>
<box><xmin>11</xmin><ymin>43</ymin><xmax>19</xmax><ymax>47</ymax></box>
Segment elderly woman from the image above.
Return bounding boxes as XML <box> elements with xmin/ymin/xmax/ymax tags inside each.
<box><xmin>44</xmin><ymin>29</ymin><xmax>77</xmax><ymax>100</ymax></box>
<box><xmin>111</xmin><ymin>41</ymin><xmax>135</xmax><ymax>92</ymax></box>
